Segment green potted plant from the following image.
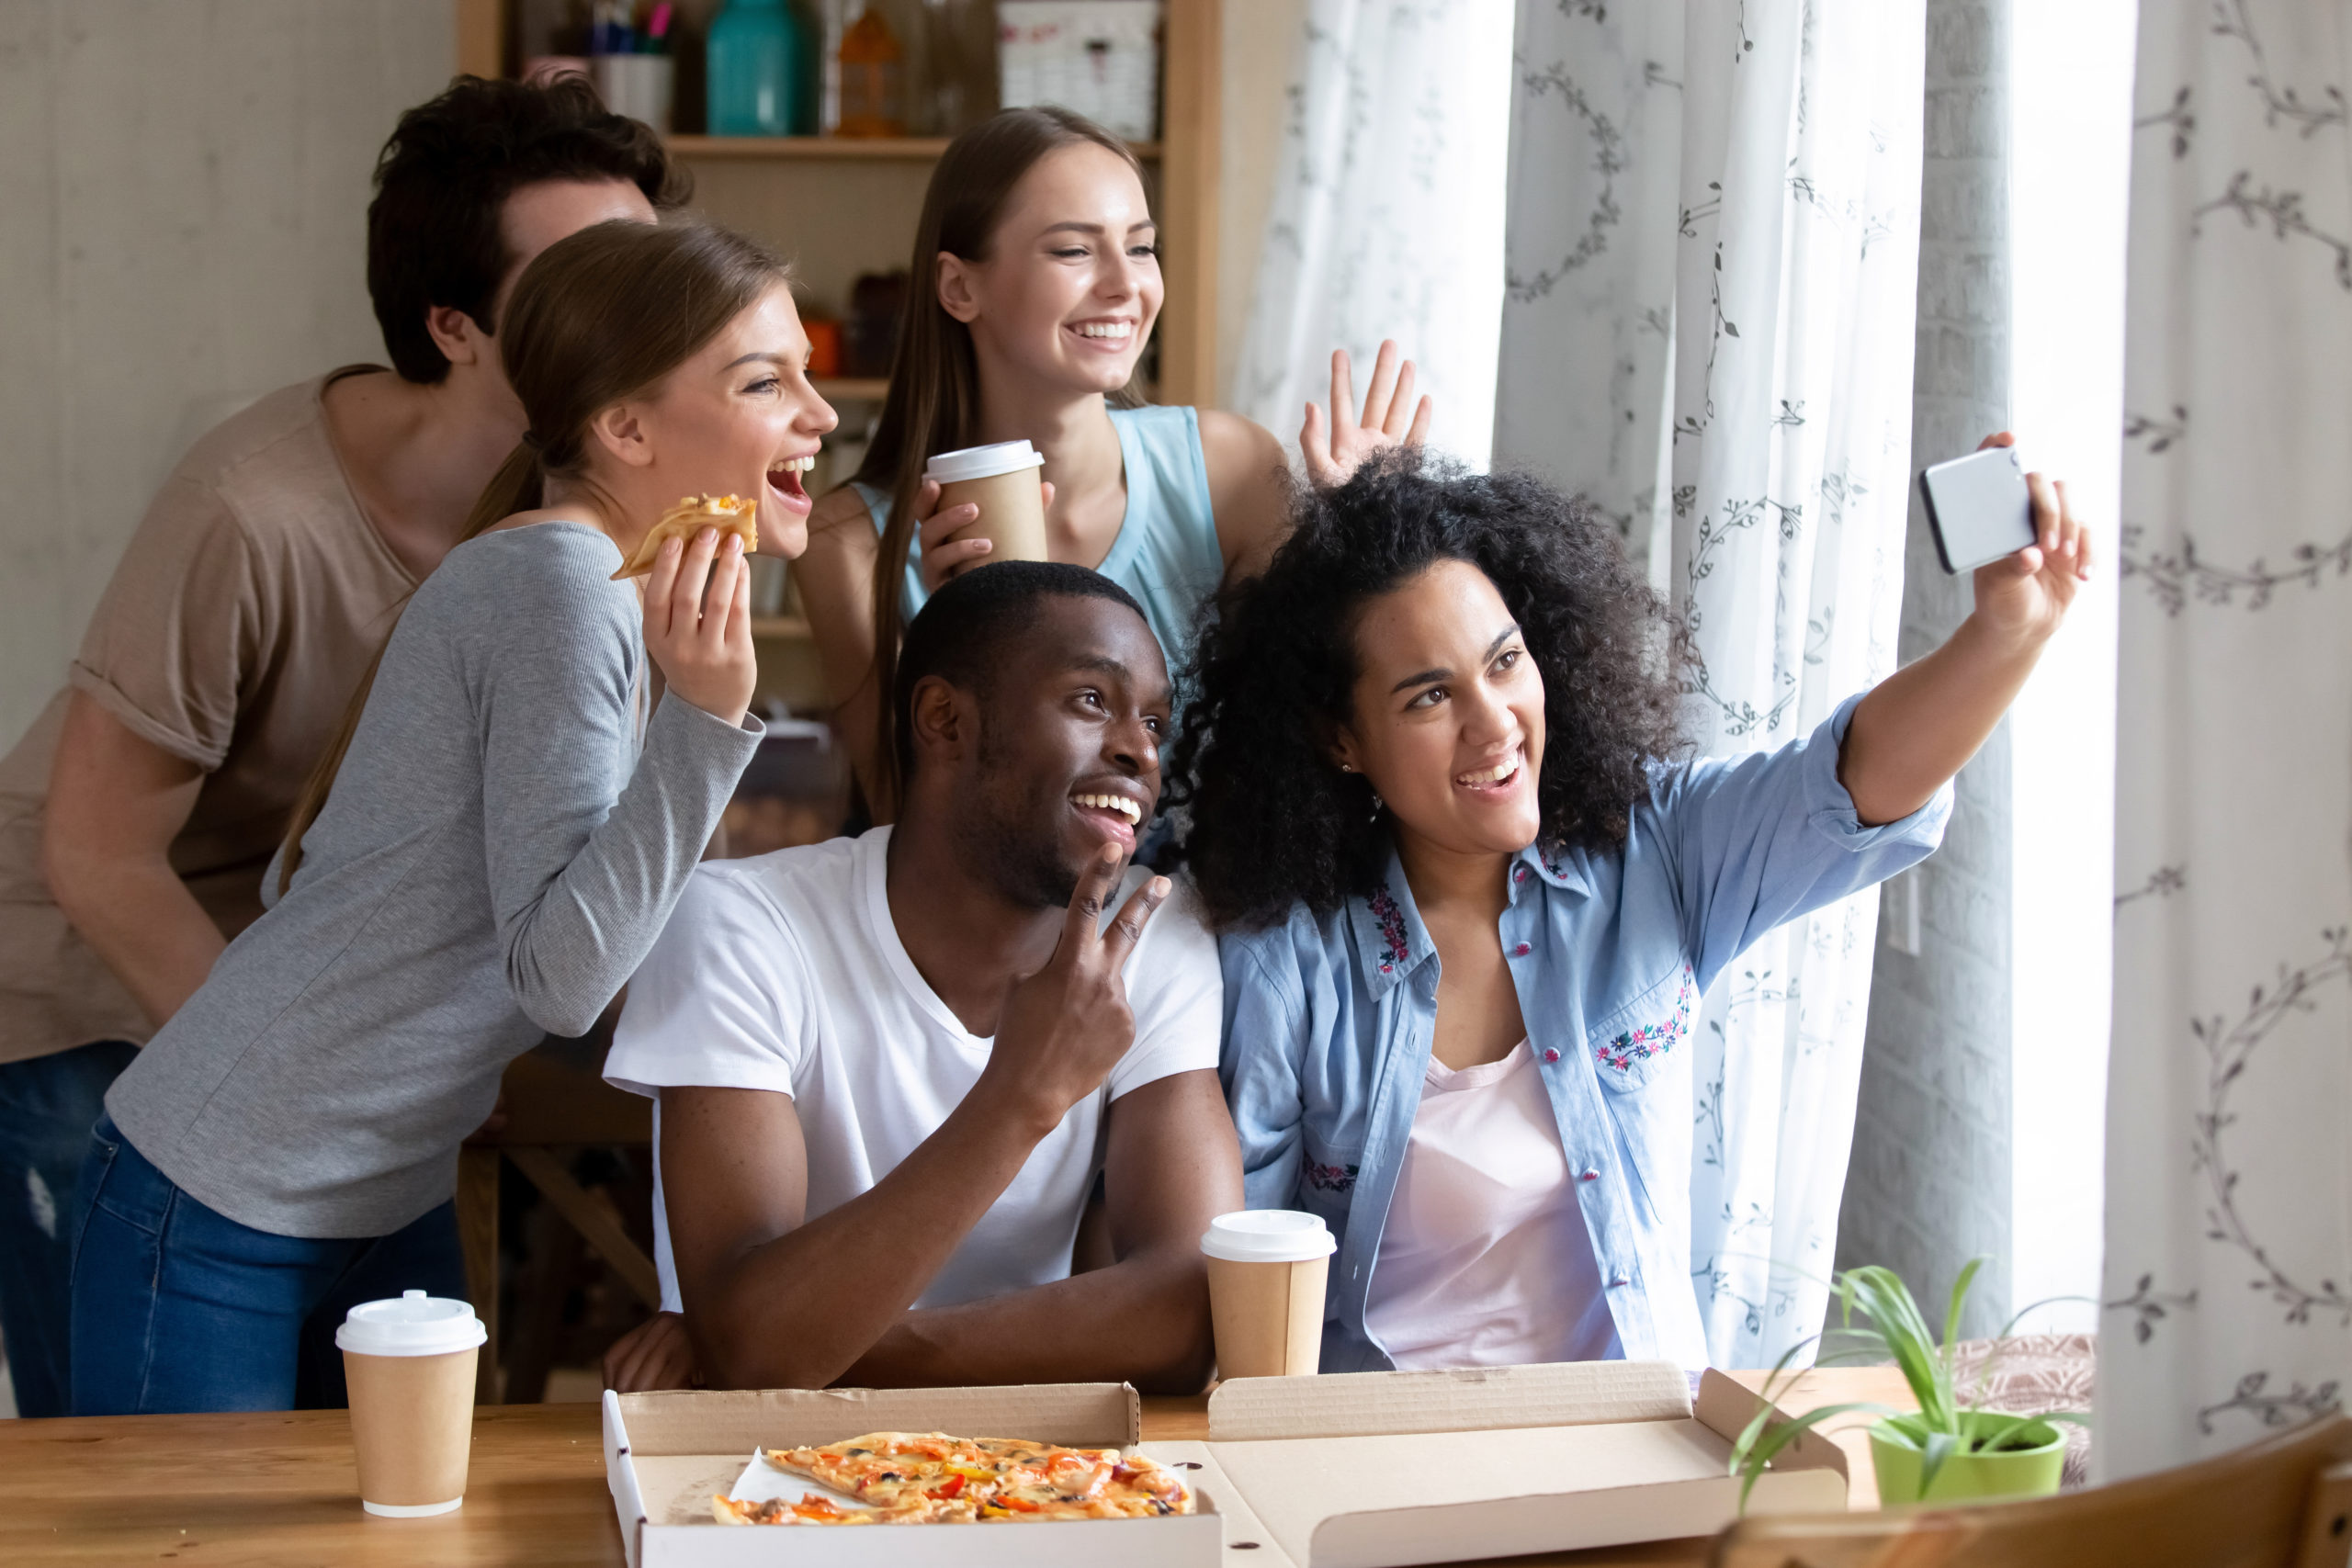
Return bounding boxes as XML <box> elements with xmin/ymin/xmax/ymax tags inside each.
<box><xmin>1727</xmin><ymin>1259</ymin><xmax>2080</xmax><ymax>1507</ymax></box>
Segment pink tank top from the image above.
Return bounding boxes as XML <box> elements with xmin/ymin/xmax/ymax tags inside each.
<box><xmin>1363</xmin><ymin>1041</ymin><xmax>1622</xmax><ymax>1367</ymax></box>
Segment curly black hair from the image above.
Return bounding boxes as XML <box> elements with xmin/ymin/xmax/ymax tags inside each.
<box><xmin>1170</xmin><ymin>450</ymin><xmax>1688</xmax><ymax>931</ymax></box>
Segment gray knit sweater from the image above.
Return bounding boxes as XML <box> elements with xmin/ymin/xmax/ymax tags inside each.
<box><xmin>107</xmin><ymin>522</ymin><xmax>760</xmax><ymax>1237</ymax></box>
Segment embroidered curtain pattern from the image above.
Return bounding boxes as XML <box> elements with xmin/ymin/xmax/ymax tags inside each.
<box><xmin>2100</xmin><ymin>0</ymin><xmax>2352</xmax><ymax>1479</ymax></box>
<box><xmin>1227</xmin><ymin>0</ymin><xmax>1514</xmax><ymax>465</ymax></box>
<box><xmin>1497</xmin><ymin>0</ymin><xmax>1926</xmax><ymax>1368</ymax></box>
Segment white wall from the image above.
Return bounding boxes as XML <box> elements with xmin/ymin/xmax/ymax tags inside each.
<box><xmin>2005</xmin><ymin>0</ymin><xmax>2132</xmax><ymax>1337</ymax></box>
<box><xmin>0</xmin><ymin>0</ymin><xmax>454</xmax><ymax>745</ymax></box>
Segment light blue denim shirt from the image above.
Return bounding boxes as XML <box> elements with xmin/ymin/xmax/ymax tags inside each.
<box><xmin>1217</xmin><ymin>694</ymin><xmax>1951</xmax><ymax>1371</ymax></box>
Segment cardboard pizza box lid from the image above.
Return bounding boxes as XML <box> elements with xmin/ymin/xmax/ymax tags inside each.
<box><xmin>1138</xmin><ymin>1364</ymin><xmax>1848</xmax><ymax>1568</ymax></box>
<box><xmin>1204</xmin><ymin>1357</ymin><xmax>1700</xmax><ymax>1439</ymax></box>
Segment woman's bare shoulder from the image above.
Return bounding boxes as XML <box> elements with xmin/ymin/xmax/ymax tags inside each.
<box><xmin>1195</xmin><ymin>408</ymin><xmax>1288</xmax><ymax>482</ymax></box>
<box><xmin>1193</xmin><ymin>409</ymin><xmax>1294</xmax><ymax>579</ymax></box>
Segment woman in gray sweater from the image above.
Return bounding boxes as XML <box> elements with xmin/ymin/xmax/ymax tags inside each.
<box><xmin>70</xmin><ymin>220</ymin><xmax>837</xmax><ymax>1414</ymax></box>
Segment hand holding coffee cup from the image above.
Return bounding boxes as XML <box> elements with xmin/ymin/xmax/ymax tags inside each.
<box><xmin>1201</xmin><ymin>1210</ymin><xmax>1335</xmax><ymax>1380</ymax></box>
<box><xmin>918</xmin><ymin>442</ymin><xmax>1050</xmax><ymax>590</ymax></box>
<box><xmin>337</xmin><ymin>1290</ymin><xmax>487</xmax><ymax>1517</ymax></box>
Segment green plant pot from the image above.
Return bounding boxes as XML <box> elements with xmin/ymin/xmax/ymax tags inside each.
<box><xmin>1868</xmin><ymin>1412</ymin><xmax>2067</xmax><ymax>1505</ymax></box>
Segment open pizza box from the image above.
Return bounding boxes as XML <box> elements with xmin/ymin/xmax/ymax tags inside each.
<box><xmin>602</xmin><ymin>1362</ymin><xmax>1848</xmax><ymax>1568</ymax></box>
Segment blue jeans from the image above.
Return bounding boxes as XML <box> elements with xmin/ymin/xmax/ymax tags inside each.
<box><xmin>0</xmin><ymin>1040</ymin><xmax>138</xmax><ymax>1418</ymax></box>
<box><xmin>69</xmin><ymin>1114</ymin><xmax>466</xmax><ymax>1415</ymax></box>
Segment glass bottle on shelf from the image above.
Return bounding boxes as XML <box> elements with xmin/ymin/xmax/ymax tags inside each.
<box><xmin>791</xmin><ymin>0</ymin><xmax>824</xmax><ymax>132</ymax></box>
<box><xmin>836</xmin><ymin>5</ymin><xmax>908</xmax><ymax>137</ymax></box>
<box><xmin>923</xmin><ymin>0</ymin><xmax>1000</xmax><ymax>137</ymax></box>
<box><xmin>707</xmin><ymin>0</ymin><xmax>807</xmax><ymax>136</ymax></box>
<box><xmin>876</xmin><ymin>0</ymin><xmax>934</xmax><ymax>134</ymax></box>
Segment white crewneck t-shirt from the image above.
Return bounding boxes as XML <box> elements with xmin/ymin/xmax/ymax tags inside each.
<box><xmin>605</xmin><ymin>826</ymin><xmax>1223</xmax><ymax>1313</ymax></box>
<box><xmin>1363</xmin><ymin>1041</ymin><xmax>1622</xmax><ymax>1368</ymax></box>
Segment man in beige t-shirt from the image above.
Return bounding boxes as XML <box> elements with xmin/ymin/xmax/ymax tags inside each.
<box><xmin>0</xmin><ymin>74</ymin><xmax>683</xmax><ymax>1418</ymax></box>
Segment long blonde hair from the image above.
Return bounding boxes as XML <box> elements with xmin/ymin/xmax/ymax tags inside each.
<box><xmin>850</xmin><ymin>107</ymin><xmax>1148</xmax><ymax>818</ymax></box>
<box><xmin>277</xmin><ymin>220</ymin><xmax>790</xmax><ymax>893</ymax></box>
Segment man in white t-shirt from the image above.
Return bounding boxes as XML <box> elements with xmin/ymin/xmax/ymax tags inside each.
<box><xmin>604</xmin><ymin>563</ymin><xmax>1242</xmax><ymax>1393</ymax></box>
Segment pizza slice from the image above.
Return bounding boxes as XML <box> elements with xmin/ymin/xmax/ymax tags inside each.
<box><xmin>609</xmin><ymin>493</ymin><xmax>758</xmax><ymax>581</ymax></box>
<box><xmin>757</xmin><ymin>1431</ymin><xmax>1193</xmax><ymax>1521</ymax></box>
<box><xmin>710</xmin><ymin>1491</ymin><xmax>967</xmax><ymax>1526</ymax></box>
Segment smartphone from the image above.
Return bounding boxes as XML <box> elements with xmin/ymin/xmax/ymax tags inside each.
<box><xmin>1919</xmin><ymin>446</ymin><xmax>2037</xmax><ymax>574</ymax></box>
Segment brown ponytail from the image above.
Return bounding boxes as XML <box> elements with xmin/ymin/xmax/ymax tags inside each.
<box><xmin>277</xmin><ymin>220</ymin><xmax>789</xmax><ymax>894</ymax></box>
<box><xmin>849</xmin><ymin>107</ymin><xmax>1148</xmax><ymax>818</ymax></box>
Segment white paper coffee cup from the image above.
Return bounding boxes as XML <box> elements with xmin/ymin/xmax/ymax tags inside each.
<box><xmin>925</xmin><ymin>440</ymin><xmax>1048</xmax><ymax>563</ymax></box>
<box><xmin>337</xmin><ymin>1289</ymin><xmax>487</xmax><ymax>1517</ymax></box>
<box><xmin>1201</xmin><ymin>1211</ymin><xmax>1335</xmax><ymax>1380</ymax></box>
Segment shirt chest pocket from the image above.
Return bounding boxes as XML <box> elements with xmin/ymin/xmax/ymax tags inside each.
<box><xmin>1295</xmin><ymin>1130</ymin><xmax>1365</xmax><ymax>1231</ymax></box>
<box><xmin>1586</xmin><ymin>961</ymin><xmax>1696</xmax><ymax>1093</ymax></box>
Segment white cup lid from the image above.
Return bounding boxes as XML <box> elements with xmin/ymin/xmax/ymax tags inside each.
<box><xmin>924</xmin><ymin>440</ymin><xmax>1044</xmax><ymax>484</ymax></box>
<box><xmin>335</xmin><ymin>1289</ymin><xmax>489</xmax><ymax>1358</ymax></box>
<box><xmin>1201</xmin><ymin>1209</ymin><xmax>1336</xmax><ymax>1263</ymax></box>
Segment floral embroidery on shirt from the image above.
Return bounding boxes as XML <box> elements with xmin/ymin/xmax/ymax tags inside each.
<box><xmin>1306</xmin><ymin>1161</ymin><xmax>1360</xmax><ymax>1193</ymax></box>
<box><xmin>1596</xmin><ymin>966</ymin><xmax>1695</xmax><ymax>1072</ymax></box>
<box><xmin>1366</xmin><ymin>888</ymin><xmax>1410</xmax><ymax>972</ymax></box>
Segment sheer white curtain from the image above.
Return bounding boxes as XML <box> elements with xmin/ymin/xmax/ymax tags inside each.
<box><xmin>1227</xmin><ymin>0</ymin><xmax>1514</xmax><ymax>466</ymax></box>
<box><xmin>2100</xmin><ymin>0</ymin><xmax>2352</xmax><ymax>1480</ymax></box>
<box><xmin>1496</xmin><ymin>0</ymin><xmax>1926</xmax><ymax>1367</ymax></box>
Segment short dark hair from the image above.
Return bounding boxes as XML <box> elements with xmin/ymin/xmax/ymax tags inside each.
<box><xmin>1170</xmin><ymin>450</ymin><xmax>1690</xmax><ymax>931</ymax></box>
<box><xmin>367</xmin><ymin>74</ymin><xmax>690</xmax><ymax>383</ymax></box>
<box><xmin>893</xmin><ymin>563</ymin><xmax>1151</xmax><ymax>785</ymax></box>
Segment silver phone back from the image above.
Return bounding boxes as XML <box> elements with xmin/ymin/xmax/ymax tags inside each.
<box><xmin>1919</xmin><ymin>446</ymin><xmax>2035</xmax><ymax>573</ymax></box>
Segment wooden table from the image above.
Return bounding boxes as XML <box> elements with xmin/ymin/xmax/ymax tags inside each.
<box><xmin>0</xmin><ymin>1369</ymin><xmax>1911</xmax><ymax>1567</ymax></box>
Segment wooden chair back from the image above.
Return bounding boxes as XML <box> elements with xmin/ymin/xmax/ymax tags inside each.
<box><xmin>1712</xmin><ymin>1414</ymin><xmax>2352</xmax><ymax>1568</ymax></box>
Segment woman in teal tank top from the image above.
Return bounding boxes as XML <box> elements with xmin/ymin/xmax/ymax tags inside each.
<box><xmin>800</xmin><ymin>107</ymin><xmax>1430</xmax><ymax>818</ymax></box>
<box><xmin>849</xmin><ymin>403</ymin><xmax>1221</xmax><ymax>671</ymax></box>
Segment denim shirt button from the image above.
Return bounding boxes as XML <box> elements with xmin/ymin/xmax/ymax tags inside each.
<box><xmin>1578</xmin><ymin>1168</ymin><xmax>1598</xmax><ymax>1181</ymax></box>
<box><xmin>1513</xmin><ymin>942</ymin><xmax>1532</xmax><ymax>957</ymax></box>
<box><xmin>1542</xmin><ymin>1047</ymin><xmax>1561</xmax><ymax>1064</ymax></box>
<box><xmin>1608</xmin><ymin>1276</ymin><xmax>1629</xmax><ymax>1288</ymax></box>
<box><xmin>1514</xmin><ymin>865</ymin><xmax>1529</xmax><ymax>882</ymax></box>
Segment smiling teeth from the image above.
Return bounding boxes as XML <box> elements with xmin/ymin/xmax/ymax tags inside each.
<box><xmin>1075</xmin><ymin>792</ymin><xmax>1142</xmax><ymax>823</ymax></box>
<box><xmin>769</xmin><ymin>455</ymin><xmax>815</xmax><ymax>474</ymax></box>
<box><xmin>1455</xmin><ymin>758</ymin><xmax>1520</xmax><ymax>786</ymax></box>
<box><xmin>1077</xmin><ymin>322</ymin><xmax>1133</xmax><ymax>339</ymax></box>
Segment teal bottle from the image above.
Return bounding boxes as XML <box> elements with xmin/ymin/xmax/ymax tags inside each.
<box><xmin>707</xmin><ymin>0</ymin><xmax>804</xmax><ymax>136</ymax></box>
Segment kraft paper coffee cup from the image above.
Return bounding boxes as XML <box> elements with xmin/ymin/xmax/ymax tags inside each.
<box><xmin>1201</xmin><ymin>1210</ymin><xmax>1336</xmax><ymax>1380</ymax></box>
<box><xmin>337</xmin><ymin>1289</ymin><xmax>488</xmax><ymax>1517</ymax></box>
<box><xmin>925</xmin><ymin>440</ymin><xmax>1048</xmax><ymax>563</ymax></box>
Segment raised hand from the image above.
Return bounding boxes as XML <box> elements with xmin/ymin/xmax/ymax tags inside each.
<box><xmin>1969</xmin><ymin>432</ymin><xmax>2094</xmax><ymax>646</ymax></box>
<box><xmin>981</xmin><ymin>843</ymin><xmax>1168</xmax><ymax>1133</ymax></box>
<box><xmin>1300</xmin><ymin>339</ymin><xmax>1434</xmax><ymax>489</ymax></box>
<box><xmin>642</xmin><ymin>525</ymin><xmax>756</xmax><ymax>728</ymax></box>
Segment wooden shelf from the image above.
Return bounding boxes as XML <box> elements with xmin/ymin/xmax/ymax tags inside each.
<box><xmin>812</xmin><ymin>378</ymin><xmax>889</xmax><ymax>401</ymax></box>
<box><xmin>750</xmin><ymin>615</ymin><xmax>813</xmax><ymax>640</ymax></box>
<box><xmin>464</xmin><ymin>0</ymin><xmax>1218</xmax><ymax>410</ymax></box>
<box><xmin>667</xmin><ymin>134</ymin><xmax>1161</xmax><ymax>162</ymax></box>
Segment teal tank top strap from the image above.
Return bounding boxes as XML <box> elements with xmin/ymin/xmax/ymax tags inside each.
<box><xmin>1095</xmin><ymin>404</ymin><xmax>1225</xmax><ymax>673</ymax></box>
<box><xmin>852</xmin><ymin>479</ymin><xmax>928</xmax><ymax>626</ymax></box>
<box><xmin>856</xmin><ymin>404</ymin><xmax>1224</xmax><ymax>672</ymax></box>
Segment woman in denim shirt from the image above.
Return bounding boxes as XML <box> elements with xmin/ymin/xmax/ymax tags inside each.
<box><xmin>1175</xmin><ymin>446</ymin><xmax>2090</xmax><ymax>1371</ymax></box>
